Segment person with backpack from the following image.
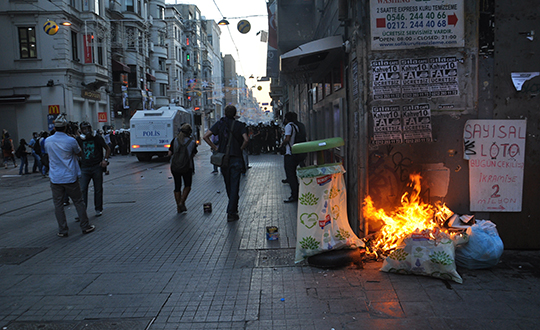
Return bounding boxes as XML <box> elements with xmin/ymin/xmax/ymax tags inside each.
<box><xmin>16</xmin><ymin>138</ymin><xmax>31</xmax><ymax>175</ymax></box>
<box><xmin>279</xmin><ymin>112</ymin><xmax>307</xmax><ymax>203</ymax></box>
<box><xmin>168</xmin><ymin>123</ymin><xmax>198</xmax><ymax>213</ymax></box>
<box><xmin>203</xmin><ymin>105</ymin><xmax>249</xmax><ymax>222</ymax></box>
<box><xmin>29</xmin><ymin>132</ymin><xmax>42</xmax><ymax>174</ymax></box>
<box><xmin>2</xmin><ymin>129</ymin><xmax>17</xmax><ymax>169</ymax></box>
<box><xmin>76</xmin><ymin>121</ymin><xmax>111</xmax><ymax>217</ymax></box>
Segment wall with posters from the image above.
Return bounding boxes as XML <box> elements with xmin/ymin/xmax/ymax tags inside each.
<box><xmin>359</xmin><ymin>0</ymin><xmax>540</xmax><ymax>248</ymax></box>
<box><xmin>363</xmin><ymin>0</ymin><xmax>478</xmax><ymax>217</ymax></box>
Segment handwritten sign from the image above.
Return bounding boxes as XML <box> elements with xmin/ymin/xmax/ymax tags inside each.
<box><xmin>463</xmin><ymin>119</ymin><xmax>527</xmax><ymax>212</ymax></box>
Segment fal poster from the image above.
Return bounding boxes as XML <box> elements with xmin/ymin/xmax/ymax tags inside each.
<box><xmin>463</xmin><ymin>119</ymin><xmax>527</xmax><ymax>212</ymax></box>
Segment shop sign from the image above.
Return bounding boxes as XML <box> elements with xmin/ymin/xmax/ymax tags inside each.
<box><xmin>82</xmin><ymin>90</ymin><xmax>101</xmax><ymax>101</ymax></box>
<box><xmin>98</xmin><ymin>112</ymin><xmax>107</xmax><ymax>122</ymax></box>
<box><xmin>370</xmin><ymin>0</ymin><xmax>464</xmax><ymax>50</ymax></box>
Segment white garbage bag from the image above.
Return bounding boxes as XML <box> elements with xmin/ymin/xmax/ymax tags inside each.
<box><xmin>295</xmin><ymin>164</ymin><xmax>364</xmax><ymax>263</ymax></box>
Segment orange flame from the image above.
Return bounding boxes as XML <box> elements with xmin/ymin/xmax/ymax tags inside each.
<box><xmin>363</xmin><ymin>173</ymin><xmax>453</xmax><ymax>257</ymax></box>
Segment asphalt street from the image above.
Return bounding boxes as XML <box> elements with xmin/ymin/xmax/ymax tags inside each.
<box><xmin>1</xmin><ymin>147</ymin><xmax>539</xmax><ymax>330</ymax></box>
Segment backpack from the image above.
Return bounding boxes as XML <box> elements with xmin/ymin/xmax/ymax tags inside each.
<box><xmin>15</xmin><ymin>144</ymin><xmax>23</xmax><ymax>158</ymax></box>
<box><xmin>1</xmin><ymin>138</ymin><xmax>11</xmax><ymax>151</ymax></box>
<box><xmin>291</xmin><ymin>122</ymin><xmax>307</xmax><ymax>144</ymax></box>
<box><xmin>32</xmin><ymin>138</ymin><xmax>41</xmax><ymax>155</ymax></box>
<box><xmin>170</xmin><ymin>137</ymin><xmax>192</xmax><ymax>173</ymax></box>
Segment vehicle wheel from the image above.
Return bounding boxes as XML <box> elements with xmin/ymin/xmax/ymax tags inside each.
<box><xmin>136</xmin><ymin>154</ymin><xmax>152</xmax><ymax>162</ymax></box>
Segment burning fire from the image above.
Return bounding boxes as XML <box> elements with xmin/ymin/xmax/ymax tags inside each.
<box><xmin>363</xmin><ymin>173</ymin><xmax>453</xmax><ymax>258</ymax></box>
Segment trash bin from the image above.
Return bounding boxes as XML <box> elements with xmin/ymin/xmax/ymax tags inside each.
<box><xmin>292</xmin><ymin>138</ymin><xmax>364</xmax><ymax>264</ymax></box>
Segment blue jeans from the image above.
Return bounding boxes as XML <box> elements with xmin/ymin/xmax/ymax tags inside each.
<box><xmin>31</xmin><ymin>151</ymin><xmax>41</xmax><ymax>173</ymax></box>
<box><xmin>19</xmin><ymin>154</ymin><xmax>29</xmax><ymax>175</ymax></box>
<box><xmin>80</xmin><ymin>164</ymin><xmax>104</xmax><ymax>212</ymax></box>
<box><xmin>50</xmin><ymin>180</ymin><xmax>91</xmax><ymax>234</ymax></box>
<box><xmin>222</xmin><ymin>156</ymin><xmax>243</xmax><ymax>215</ymax></box>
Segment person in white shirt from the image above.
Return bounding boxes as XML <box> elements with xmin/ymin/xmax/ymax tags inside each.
<box><xmin>279</xmin><ymin>112</ymin><xmax>301</xmax><ymax>203</ymax></box>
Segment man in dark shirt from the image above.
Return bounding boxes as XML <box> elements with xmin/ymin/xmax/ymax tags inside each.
<box><xmin>203</xmin><ymin>105</ymin><xmax>249</xmax><ymax>222</ymax></box>
<box><xmin>76</xmin><ymin>121</ymin><xmax>111</xmax><ymax>217</ymax></box>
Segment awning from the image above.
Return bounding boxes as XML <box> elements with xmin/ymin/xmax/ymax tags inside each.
<box><xmin>146</xmin><ymin>72</ymin><xmax>157</xmax><ymax>82</ymax></box>
<box><xmin>112</xmin><ymin>59</ymin><xmax>130</xmax><ymax>73</ymax></box>
<box><xmin>280</xmin><ymin>35</ymin><xmax>344</xmax><ymax>84</ymax></box>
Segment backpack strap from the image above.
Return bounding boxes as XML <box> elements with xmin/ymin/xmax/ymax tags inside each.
<box><xmin>288</xmin><ymin>123</ymin><xmax>298</xmax><ymax>148</ymax></box>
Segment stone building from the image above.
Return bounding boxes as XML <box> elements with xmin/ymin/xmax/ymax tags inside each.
<box><xmin>271</xmin><ymin>0</ymin><xmax>540</xmax><ymax>248</ymax></box>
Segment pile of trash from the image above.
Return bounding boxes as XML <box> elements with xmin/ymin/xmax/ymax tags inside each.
<box><xmin>377</xmin><ymin>214</ymin><xmax>504</xmax><ymax>283</ymax></box>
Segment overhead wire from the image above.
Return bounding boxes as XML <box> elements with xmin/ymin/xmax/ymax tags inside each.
<box><xmin>210</xmin><ymin>0</ymin><xmax>268</xmax><ymax>79</ymax></box>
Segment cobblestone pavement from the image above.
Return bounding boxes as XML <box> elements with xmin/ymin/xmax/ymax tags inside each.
<box><xmin>1</xmin><ymin>147</ymin><xmax>539</xmax><ymax>330</ymax></box>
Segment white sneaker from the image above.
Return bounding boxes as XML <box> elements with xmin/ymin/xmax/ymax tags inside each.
<box><xmin>95</xmin><ymin>211</ymin><xmax>103</xmax><ymax>217</ymax></box>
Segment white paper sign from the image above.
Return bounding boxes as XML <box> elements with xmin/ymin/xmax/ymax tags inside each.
<box><xmin>463</xmin><ymin>120</ymin><xmax>527</xmax><ymax>212</ymax></box>
<box><xmin>370</xmin><ymin>0</ymin><xmax>465</xmax><ymax>50</ymax></box>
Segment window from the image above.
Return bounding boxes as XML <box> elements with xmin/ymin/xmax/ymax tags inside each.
<box><xmin>158</xmin><ymin>31</ymin><xmax>166</xmax><ymax>46</ymax></box>
<box><xmin>126</xmin><ymin>0</ymin><xmax>134</xmax><ymax>12</ymax></box>
<box><xmin>137</xmin><ymin>0</ymin><xmax>141</xmax><ymax>15</ymax></box>
<box><xmin>159</xmin><ymin>58</ymin><xmax>166</xmax><ymax>71</ymax></box>
<box><xmin>71</xmin><ymin>31</ymin><xmax>79</xmax><ymax>61</ymax></box>
<box><xmin>138</xmin><ymin>29</ymin><xmax>143</xmax><ymax>53</ymax></box>
<box><xmin>18</xmin><ymin>27</ymin><xmax>37</xmax><ymax>59</ymax></box>
<box><xmin>126</xmin><ymin>27</ymin><xmax>135</xmax><ymax>49</ymax></box>
<box><xmin>140</xmin><ymin>67</ymin><xmax>144</xmax><ymax>89</ymax></box>
<box><xmin>157</xmin><ymin>5</ymin><xmax>164</xmax><ymax>19</ymax></box>
<box><xmin>128</xmin><ymin>65</ymin><xmax>138</xmax><ymax>87</ymax></box>
<box><xmin>160</xmin><ymin>83</ymin><xmax>167</xmax><ymax>96</ymax></box>
<box><xmin>97</xmin><ymin>38</ymin><xmax>104</xmax><ymax>65</ymax></box>
<box><xmin>94</xmin><ymin>0</ymin><xmax>101</xmax><ymax>15</ymax></box>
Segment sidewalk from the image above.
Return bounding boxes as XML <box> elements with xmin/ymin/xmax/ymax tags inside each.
<box><xmin>1</xmin><ymin>149</ymin><xmax>539</xmax><ymax>330</ymax></box>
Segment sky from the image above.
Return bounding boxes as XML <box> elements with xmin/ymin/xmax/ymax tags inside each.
<box><xmin>165</xmin><ymin>0</ymin><xmax>271</xmax><ymax>108</ymax></box>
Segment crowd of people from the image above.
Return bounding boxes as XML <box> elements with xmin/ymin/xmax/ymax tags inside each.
<box><xmin>2</xmin><ymin>109</ymin><xmax>307</xmax><ymax>236</ymax></box>
<box><xmin>245</xmin><ymin>123</ymin><xmax>282</xmax><ymax>156</ymax></box>
<box><xmin>1</xmin><ymin>119</ymin><xmax>131</xmax><ymax>237</ymax></box>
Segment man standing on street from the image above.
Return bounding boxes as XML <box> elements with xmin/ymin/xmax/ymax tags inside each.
<box><xmin>45</xmin><ymin>114</ymin><xmax>95</xmax><ymax>237</ymax></box>
<box><xmin>76</xmin><ymin>121</ymin><xmax>111</xmax><ymax>217</ymax></box>
<box><xmin>203</xmin><ymin>105</ymin><xmax>249</xmax><ymax>222</ymax></box>
<box><xmin>279</xmin><ymin>112</ymin><xmax>305</xmax><ymax>203</ymax></box>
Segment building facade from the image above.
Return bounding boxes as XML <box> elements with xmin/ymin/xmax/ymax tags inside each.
<box><xmin>0</xmin><ymin>1</ymin><xmax>231</xmax><ymax>141</ymax></box>
<box><xmin>271</xmin><ymin>0</ymin><xmax>540</xmax><ymax>248</ymax></box>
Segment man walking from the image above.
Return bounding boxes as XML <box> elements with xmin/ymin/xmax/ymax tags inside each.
<box><xmin>279</xmin><ymin>112</ymin><xmax>306</xmax><ymax>203</ymax></box>
<box><xmin>29</xmin><ymin>132</ymin><xmax>42</xmax><ymax>173</ymax></box>
<box><xmin>45</xmin><ymin>114</ymin><xmax>95</xmax><ymax>237</ymax></box>
<box><xmin>76</xmin><ymin>121</ymin><xmax>111</xmax><ymax>217</ymax></box>
<box><xmin>203</xmin><ymin>105</ymin><xmax>249</xmax><ymax>222</ymax></box>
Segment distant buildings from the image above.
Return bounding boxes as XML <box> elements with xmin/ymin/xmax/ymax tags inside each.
<box><xmin>0</xmin><ymin>0</ymin><xmax>258</xmax><ymax>143</ymax></box>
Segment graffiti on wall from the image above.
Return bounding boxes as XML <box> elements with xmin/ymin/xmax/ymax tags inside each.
<box><xmin>368</xmin><ymin>145</ymin><xmax>417</xmax><ymax>209</ymax></box>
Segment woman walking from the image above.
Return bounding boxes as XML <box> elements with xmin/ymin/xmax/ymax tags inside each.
<box><xmin>168</xmin><ymin>123</ymin><xmax>197</xmax><ymax>213</ymax></box>
<box><xmin>16</xmin><ymin>138</ymin><xmax>30</xmax><ymax>175</ymax></box>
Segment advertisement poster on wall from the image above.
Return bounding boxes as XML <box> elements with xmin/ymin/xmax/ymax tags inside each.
<box><xmin>463</xmin><ymin>119</ymin><xmax>527</xmax><ymax>212</ymax></box>
<box><xmin>371</xmin><ymin>103</ymin><xmax>432</xmax><ymax>145</ymax></box>
<box><xmin>370</xmin><ymin>0</ymin><xmax>465</xmax><ymax>51</ymax></box>
<box><xmin>371</xmin><ymin>56</ymin><xmax>459</xmax><ymax>100</ymax></box>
